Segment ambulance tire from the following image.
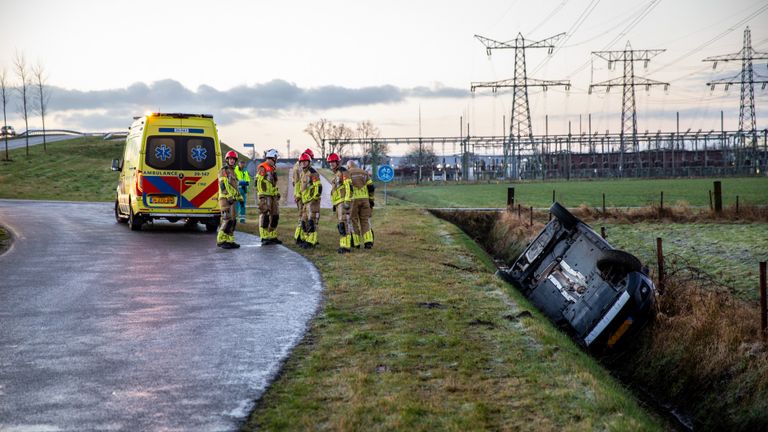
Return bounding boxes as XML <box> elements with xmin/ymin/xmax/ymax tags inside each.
<box><xmin>115</xmin><ymin>200</ymin><xmax>128</xmax><ymax>224</ymax></box>
<box><xmin>204</xmin><ymin>219</ymin><xmax>219</xmax><ymax>233</ymax></box>
<box><xmin>128</xmin><ymin>205</ymin><xmax>143</xmax><ymax>231</ymax></box>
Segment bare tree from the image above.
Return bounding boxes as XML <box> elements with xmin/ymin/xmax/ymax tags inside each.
<box><xmin>0</xmin><ymin>68</ymin><xmax>10</xmax><ymax>161</ymax></box>
<box><xmin>32</xmin><ymin>62</ymin><xmax>50</xmax><ymax>153</ymax></box>
<box><xmin>356</xmin><ymin>120</ymin><xmax>387</xmax><ymax>171</ymax></box>
<box><xmin>14</xmin><ymin>52</ymin><xmax>31</xmax><ymax>157</ymax></box>
<box><xmin>404</xmin><ymin>141</ymin><xmax>436</xmax><ymax>183</ymax></box>
<box><xmin>328</xmin><ymin>123</ymin><xmax>354</xmax><ymax>159</ymax></box>
<box><xmin>304</xmin><ymin>118</ymin><xmax>333</xmax><ymax>163</ymax></box>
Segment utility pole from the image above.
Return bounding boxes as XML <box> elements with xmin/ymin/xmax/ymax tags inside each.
<box><xmin>703</xmin><ymin>26</ymin><xmax>768</xmax><ymax>159</ymax></box>
<box><xmin>471</xmin><ymin>32</ymin><xmax>570</xmax><ymax>180</ymax></box>
<box><xmin>589</xmin><ymin>41</ymin><xmax>668</xmax><ymax>177</ymax></box>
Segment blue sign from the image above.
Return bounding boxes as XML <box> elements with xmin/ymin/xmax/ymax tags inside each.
<box><xmin>377</xmin><ymin>164</ymin><xmax>394</xmax><ymax>183</ymax></box>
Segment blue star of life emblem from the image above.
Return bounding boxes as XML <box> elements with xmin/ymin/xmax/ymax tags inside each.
<box><xmin>191</xmin><ymin>145</ymin><xmax>207</xmax><ymax>162</ymax></box>
<box><xmin>155</xmin><ymin>144</ymin><xmax>172</xmax><ymax>161</ymax></box>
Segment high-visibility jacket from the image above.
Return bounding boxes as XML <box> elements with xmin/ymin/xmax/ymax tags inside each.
<box><xmin>348</xmin><ymin>167</ymin><xmax>374</xmax><ymax>200</ymax></box>
<box><xmin>300</xmin><ymin>167</ymin><xmax>321</xmax><ymax>204</ymax></box>
<box><xmin>218</xmin><ymin>165</ymin><xmax>242</xmax><ymax>201</ymax></box>
<box><xmin>235</xmin><ymin>165</ymin><xmax>251</xmax><ymax>185</ymax></box>
<box><xmin>330</xmin><ymin>167</ymin><xmax>351</xmax><ymax>206</ymax></box>
<box><xmin>256</xmin><ymin>160</ymin><xmax>279</xmax><ymax>197</ymax></box>
<box><xmin>292</xmin><ymin>161</ymin><xmax>303</xmax><ymax>198</ymax></box>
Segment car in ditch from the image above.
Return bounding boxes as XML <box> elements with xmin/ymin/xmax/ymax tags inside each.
<box><xmin>499</xmin><ymin>202</ymin><xmax>656</xmax><ymax>350</ymax></box>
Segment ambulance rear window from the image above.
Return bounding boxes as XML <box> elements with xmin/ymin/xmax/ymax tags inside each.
<box><xmin>145</xmin><ymin>136</ymin><xmax>216</xmax><ymax>170</ymax></box>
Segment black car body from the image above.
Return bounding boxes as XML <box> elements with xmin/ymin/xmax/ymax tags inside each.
<box><xmin>500</xmin><ymin>202</ymin><xmax>656</xmax><ymax>349</ymax></box>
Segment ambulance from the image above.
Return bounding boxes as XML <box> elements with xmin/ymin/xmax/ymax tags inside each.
<box><xmin>112</xmin><ymin>113</ymin><xmax>222</xmax><ymax>231</ymax></box>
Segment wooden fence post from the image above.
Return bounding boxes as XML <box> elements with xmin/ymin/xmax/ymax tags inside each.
<box><xmin>714</xmin><ymin>180</ymin><xmax>722</xmax><ymax>213</ymax></box>
<box><xmin>507</xmin><ymin>187</ymin><xmax>515</xmax><ymax>208</ymax></box>
<box><xmin>760</xmin><ymin>261</ymin><xmax>766</xmax><ymax>340</ymax></box>
<box><xmin>656</xmin><ymin>237</ymin><xmax>665</xmax><ymax>293</ymax></box>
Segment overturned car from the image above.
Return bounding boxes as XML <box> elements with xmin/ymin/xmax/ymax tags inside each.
<box><xmin>499</xmin><ymin>202</ymin><xmax>656</xmax><ymax>350</ymax></box>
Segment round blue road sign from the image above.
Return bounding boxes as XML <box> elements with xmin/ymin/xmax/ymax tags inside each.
<box><xmin>377</xmin><ymin>164</ymin><xmax>394</xmax><ymax>183</ymax></box>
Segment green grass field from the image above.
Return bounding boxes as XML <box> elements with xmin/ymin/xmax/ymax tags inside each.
<box><xmin>389</xmin><ymin>177</ymin><xmax>768</xmax><ymax>208</ymax></box>
<box><xmin>602</xmin><ymin>222</ymin><xmax>768</xmax><ymax>302</ymax></box>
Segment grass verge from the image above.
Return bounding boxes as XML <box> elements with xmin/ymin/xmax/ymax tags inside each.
<box><xmin>436</xmin><ymin>208</ymin><xmax>768</xmax><ymax>430</ymax></box>
<box><xmin>0</xmin><ymin>225</ymin><xmax>11</xmax><ymax>255</ymax></box>
<box><xmin>389</xmin><ymin>177</ymin><xmax>768</xmax><ymax>209</ymax></box>
<box><xmin>239</xmin><ymin>206</ymin><xmax>662</xmax><ymax>431</ymax></box>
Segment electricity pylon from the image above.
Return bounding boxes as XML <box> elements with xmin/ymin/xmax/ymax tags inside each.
<box><xmin>703</xmin><ymin>26</ymin><xmax>768</xmax><ymax>147</ymax></box>
<box><xmin>471</xmin><ymin>33</ymin><xmax>570</xmax><ymax>179</ymax></box>
<box><xmin>589</xmin><ymin>41</ymin><xmax>668</xmax><ymax>176</ymax></box>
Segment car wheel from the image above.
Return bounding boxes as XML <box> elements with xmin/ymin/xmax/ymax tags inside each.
<box><xmin>128</xmin><ymin>206</ymin><xmax>143</xmax><ymax>231</ymax></box>
<box><xmin>115</xmin><ymin>200</ymin><xmax>128</xmax><ymax>223</ymax></box>
<box><xmin>597</xmin><ymin>249</ymin><xmax>642</xmax><ymax>282</ymax></box>
<box><xmin>550</xmin><ymin>202</ymin><xmax>578</xmax><ymax>228</ymax></box>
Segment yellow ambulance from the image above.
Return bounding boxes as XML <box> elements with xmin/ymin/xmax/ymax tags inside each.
<box><xmin>112</xmin><ymin>113</ymin><xmax>222</xmax><ymax>231</ymax></box>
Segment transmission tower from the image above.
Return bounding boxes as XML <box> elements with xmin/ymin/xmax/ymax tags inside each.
<box><xmin>471</xmin><ymin>33</ymin><xmax>571</xmax><ymax>179</ymax></box>
<box><xmin>703</xmin><ymin>26</ymin><xmax>768</xmax><ymax>147</ymax></box>
<box><xmin>589</xmin><ymin>41</ymin><xmax>668</xmax><ymax>176</ymax></box>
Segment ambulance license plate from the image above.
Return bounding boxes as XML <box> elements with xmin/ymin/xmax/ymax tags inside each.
<box><xmin>150</xmin><ymin>196</ymin><xmax>174</xmax><ymax>204</ymax></box>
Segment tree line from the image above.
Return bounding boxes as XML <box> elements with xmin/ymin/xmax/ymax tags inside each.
<box><xmin>1</xmin><ymin>52</ymin><xmax>51</xmax><ymax>161</ymax></box>
<box><xmin>303</xmin><ymin>119</ymin><xmax>389</xmax><ymax>170</ymax></box>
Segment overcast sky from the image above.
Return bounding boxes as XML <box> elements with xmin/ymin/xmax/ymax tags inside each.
<box><xmin>1</xmin><ymin>0</ymin><xmax>767</xmax><ymax>156</ymax></box>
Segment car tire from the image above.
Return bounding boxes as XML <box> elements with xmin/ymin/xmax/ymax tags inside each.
<box><xmin>115</xmin><ymin>200</ymin><xmax>128</xmax><ymax>224</ymax></box>
<box><xmin>550</xmin><ymin>202</ymin><xmax>578</xmax><ymax>229</ymax></box>
<box><xmin>128</xmin><ymin>206</ymin><xmax>143</xmax><ymax>231</ymax></box>
<box><xmin>597</xmin><ymin>249</ymin><xmax>642</xmax><ymax>281</ymax></box>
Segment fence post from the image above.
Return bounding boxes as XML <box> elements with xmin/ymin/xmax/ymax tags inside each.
<box><xmin>760</xmin><ymin>261</ymin><xmax>766</xmax><ymax>340</ymax></box>
<box><xmin>601</xmin><ymin>226</ymin><xmax>606</xmax><ymax>239</ymax></box>
<box><xmin>602</xmin><ymin>193</ymin><xmax>606</xmax><ymax>215</ymax></box>
<box><xmin>517</xmin><ymin>204</ymin><xmax>521</xmax><ymax>218</ymax></box>
<box><xmin>714</xmin><ymin>180</ymin><xmax>722</xmax><ymax>213</ymax></box>
<box><xmin>736</xmin><ymin>195</ymin><xmax>739</xmax><ymax>216</ymax></box>
<box><xmin>709</xmin><ymin>190</ymin><xmax>713</xmax><ymax>210</ymax></box>
<box><xmin>660</xmin><ymin>191</ymin><xmax>664</xmax><ymax>215</ymax></box>
<box><xmin>656</xmin><ymin>237</ymin><xmax>665</xmax><ymax>293</ymax></box>
<box><xmin>530</xmin><ymin>206</ymin><xmax>533</xmax><ymax>227</ymax></box>
<box><xmin>507</xmin><ymin>187</ymin><xmax>515</xmax><ymax>208</ymax></box>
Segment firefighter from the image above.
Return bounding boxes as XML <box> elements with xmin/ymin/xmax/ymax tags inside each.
<box><xmin>292</xmin><ymin>148</ymin><xmax>314</xmax><ymax>245</ymax></box>
<box><xmin>327</xmin><ymin>153</ymin><xmax>352</xmax><ymax>253</ymax></box>
<box><xmin>346</xmin><ymin>160</ymin><xmax>375</xmax><ymax>249</ymax></box>
<box><xmin>217</xmin><ymin>150</ymin><xmax>244</xmax><ymax>249</ymax></box>
<box><xmin>234</xmin><ymin>159</ymin><xmax>251</xmax><ymax>223</ymax></box>
<box><xmin>298</xmin><ymin>152</ymin><xmax>322</xmax><ymax>249</ymax></box>
<box><xmin>256</xmin><ymin>148</ymin><xmax>282</xmax><ymax>245</ymax></box>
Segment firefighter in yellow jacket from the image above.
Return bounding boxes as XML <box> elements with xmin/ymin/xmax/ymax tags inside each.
<box><xmin>217</xmin><ymin>150</ymin><xmax>244</xmax><ymax>249</ymax></box>
<box><xmin>298</xmin><ymin>152</ymin><xmax>322</xmax><ymax>249</ymax></box>
<box><xmin>327</xmin><ymin>153</ymin><xmax>352</xmax><ymax>254</ymax></box>
<box><xmin>292</xmin><ymin>148</ymin><xmax>314</xmax><ymax>245</ymax></box>
<box><xmin>346</xmin><ymin>160</ymin><xmax>375</xmax><ymax>249</ymax></box>
<box><xmin>256</xmin><ymin>148</ymin><xmax>282</xmax><ymax>245</ymax></box>
<box><xmin>234</xmin><ymin>159</ymin><xmax>251</xmax><ymax>223</ymax></box>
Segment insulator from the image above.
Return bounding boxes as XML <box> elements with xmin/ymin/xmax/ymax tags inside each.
<box><xmin>762</xmin><ymin>82</ymin><xmax>767</xmax><ymax>90</ymax></box>
<box><xmin>644</xmin><ymin>60</ymin><xmax>649</xmax><ymax>69</ymax></box>
<box><xmin>588</xmin><ymin>87</ymin><xmax>593</xmax><ymax>95</ymax></box>
<box><xmin>710</xmin><ymin>84</ymin><xmax>715</xmax><ymax>91</ymax></box>
<box><xmin>712</xmin><ymin>62</ymin><xmax>717</xmax><ymax>70</ymax></box>
<box><xmin>565</xmin><ymin>85</ymin><xmax>571</xmax><ymax>91</ymax></box>
<box><xmin>725</xmin><ymin>84</ymin><xmax>730</xmax><ymax>91</ymax></box>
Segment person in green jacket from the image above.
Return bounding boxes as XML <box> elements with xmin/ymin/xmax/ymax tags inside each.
<box><xmin>234</xmin><ymin>159</ymin><xmax>251</xmax><ymax>223</ymax></box>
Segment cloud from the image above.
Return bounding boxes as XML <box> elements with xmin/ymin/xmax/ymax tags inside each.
<box><xmin>45</xmin><ymin>79</ymin><xmax>469</xmax><ymax>128</ymax></box>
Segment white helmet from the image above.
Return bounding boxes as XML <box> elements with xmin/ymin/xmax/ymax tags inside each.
<box><xmin>265</xmin><ymin>148</ymin><xmax>279</xmax><ymax>159</ymax></box>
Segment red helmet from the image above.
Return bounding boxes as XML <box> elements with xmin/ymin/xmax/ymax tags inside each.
<box><xmin>327</xmin><ymin>153</ymin><xmax>340</xmax><ymax>163</ymax></box>
<box><xmin>299</xmin><ymin>152</ymin><xmax>312</xmax><ymax>162</ymax></box>
<box><xmin>225</xmin><ymin>150</ymin><xmax>238</xmax><ymax>160</ymax></box>
<box><xmin>304</xmin><ymin>148</ymin><xmax>314</xmax><ymax>159</ymax></box>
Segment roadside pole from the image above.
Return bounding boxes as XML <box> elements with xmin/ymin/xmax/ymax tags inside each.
<box><xmin>377</xmin><ymin>164</ymin><xmax>394</xmax><ymax>206</ymax></box>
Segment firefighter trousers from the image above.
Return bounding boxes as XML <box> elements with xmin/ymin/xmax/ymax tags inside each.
<box><xmin>258</xmin><ymin>195</ymin><xmax>280</xmax><ymax>241</ymax></box>
<box><xmin>349</xmin><ymin>198</ymin><xmax>373</xmax><ymax>247</ymax></box>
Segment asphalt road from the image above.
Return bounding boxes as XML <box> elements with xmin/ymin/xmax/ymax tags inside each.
<box><xmin>0</xmin><ymin>200</ymin><xmax>323</xmax><ymax>431</ymax></box>
<box><xmin>2</xmin><ymin>134</ymin><xmax>78</xmax><ymax>151</ymax></box>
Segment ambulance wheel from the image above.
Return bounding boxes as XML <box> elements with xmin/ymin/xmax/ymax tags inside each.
<box><xmin>128</xmin><ymin>206</ymin><xmax>143</xmax><ymax>231</ymax></box>
<box><xmin>204</xmin><ymin>219</ymin><xmax>219</xmax><ymax>232</ymax></box>
<box><xmin>115</xmin><ymin>200</ymin><xmax>128</xmax><ymax>224</ymax></box>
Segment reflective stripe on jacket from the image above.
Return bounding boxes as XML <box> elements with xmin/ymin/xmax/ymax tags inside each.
<box><xmin>330</xmin><ymin>167</ymin><xmax>351</xmax><ymax>205</ymax></box>
<box><xmin>300</xmin><ymin>167</ymin><xmax>321</xmax><ymax>203</ymax></box>
<box><xmin>218</xmin><ymin>166</ymin><xmax>241</xmax><ymax>200</ymax></box>
<box><xmin>256</xmin><ymin>161</ymin><xmax>278</xmax><ymax>197</ymax></box>
<box><xmin>348</xmin><ymin>167</ymin><xmax>373</xmax><ymax>200</ymax></box>
<box><xmin>235</xmin><ymin>165</ymin><xmax>251</xmax><ymax>184</ymax></box>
